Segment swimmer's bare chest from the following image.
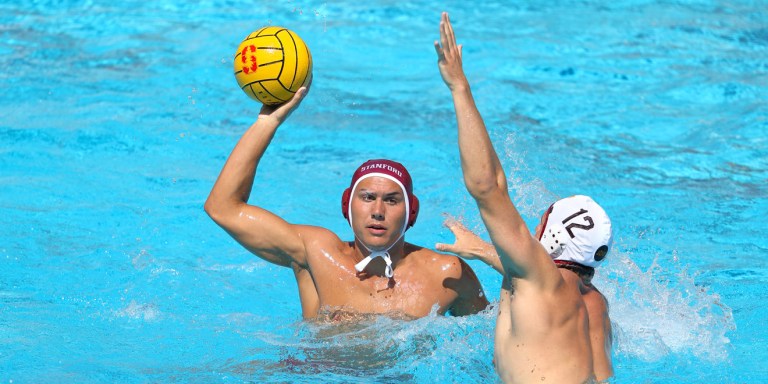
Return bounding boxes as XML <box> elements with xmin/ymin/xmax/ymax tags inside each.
<box><xmin>315</xmin><ymin>267</ymin><xmax>449</xmax><ymax>317</ymax></box>
<box><xmin>302</xmin><ymin>238</ymin><xmax>453</xmax><ymax>317</ymax></box>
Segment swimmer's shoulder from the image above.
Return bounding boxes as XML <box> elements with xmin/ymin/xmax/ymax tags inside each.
<box><xmin>293</xmin><ymin>224</ymin><xmax>347</xmax><ymax>246</ymax></box>
<box><xmin>294</xmin><ymin>225</ymin><xmax>354</xmax><ymax>265</ymax></box>
<box><xmin>405</xmin><ymin>242</ymin><xmax>466</xmax><ymax>276</ymax></box>
<box><xmin>582</xmin><ymin>285</ymin><xmax>610</xmax><ymax>316</ymax></box>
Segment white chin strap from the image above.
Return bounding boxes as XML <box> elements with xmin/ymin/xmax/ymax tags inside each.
<box><xmin>354</xmin><ymin>245</ymin><xmax>395</xmax><ymax>278</ymax></box>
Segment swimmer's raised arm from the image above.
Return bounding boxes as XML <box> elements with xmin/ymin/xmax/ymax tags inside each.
<box><xmin>205</xmin><ymin>86</ymin><xmax>311</xmax><ymax>268</ymax></box>
<box><xmin>435</xmin><ymin>12</ymin><xmax>556</xmax><ymax>285</ymax></box>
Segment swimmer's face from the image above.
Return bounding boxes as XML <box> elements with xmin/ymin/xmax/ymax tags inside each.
<box><xmin>350</xmin><ymin>176</ymin><xmax>408</xmax><ymax>250</ymax></box>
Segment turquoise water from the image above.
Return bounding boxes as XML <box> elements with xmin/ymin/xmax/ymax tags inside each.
<box><xmin>1</xmin><ymin>0</ymin><xmax>766</xmax><ymax>382</ymax></box>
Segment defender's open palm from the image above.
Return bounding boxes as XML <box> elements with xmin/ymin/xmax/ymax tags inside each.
<box><xmin>437</xmin><ymin>215</ymin><xmax>504</xmax><ymax>275</ymax></box>
<box><xmin>435</xmin><ymin>12</ymin><xmax>468</xmax><ymax>91</ymax></box>
<box><xmin>436</xmin><ymin>216</ymin><xmax>489</xmax><ymax>260</ymax></box>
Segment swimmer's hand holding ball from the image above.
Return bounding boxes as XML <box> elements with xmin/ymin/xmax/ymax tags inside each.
<box><xmin>234</xmin><ymin>26</ymin><xmax>313</xmax><ymax>106</ymax></box>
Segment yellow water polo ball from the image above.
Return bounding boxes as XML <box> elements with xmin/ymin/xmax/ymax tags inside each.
<box><xmin>234</xmin><ymin>26</ymin><xmax>313</xmax><ymax>105</ymax></box>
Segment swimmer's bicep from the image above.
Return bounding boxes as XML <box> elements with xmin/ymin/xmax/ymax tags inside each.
<box><xmin>220</xmin><ymin>204</ymin><xmax>309</xmax><ymax>268</ymax></box>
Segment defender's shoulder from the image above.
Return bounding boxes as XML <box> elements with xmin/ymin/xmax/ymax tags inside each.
<box><xmin>583</xmin><ymin>286</ymin><xmax>609</xmax><ymax>314</ymax></box>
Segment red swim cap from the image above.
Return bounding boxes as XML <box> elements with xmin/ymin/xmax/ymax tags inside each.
<box><xmin>341</xmin><ymin>159</ymin><xmax>419</xmax><ymax>229</ymax></box>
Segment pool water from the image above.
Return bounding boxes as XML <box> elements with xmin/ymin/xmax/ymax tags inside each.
<box><xmin>2</xmin><ymin>1</ymin><xmax>766</xmax><ymax>382</ymax></box>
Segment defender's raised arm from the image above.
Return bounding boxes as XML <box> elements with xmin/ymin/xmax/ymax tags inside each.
<box><xmin>435</xmin><ymin>12</ymin><xmax>551</xmax><ymax>282</ymax></box>
<box><xmin>436</xmin><ymin>12</ymin><xmax>595</xmax><ymax>383</ymax></box>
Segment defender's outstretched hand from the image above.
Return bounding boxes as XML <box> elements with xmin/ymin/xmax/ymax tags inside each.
<box><xmin>436</xmin><ymin>216</ymin><xmax>486</xmax><ymax>259</ymax></box>
<box><xmin>434</xmin><ymin>12</ymin><xmax>468</xmax><ymax>91</ymax></box>
<box><xmin>436</xmin><ymin>215</ymin><xmax>504</xmax><ymax>275</ymax></box>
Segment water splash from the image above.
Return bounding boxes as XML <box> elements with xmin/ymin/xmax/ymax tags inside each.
<box><xmin>241</xmin><ymin>306</ymin><xmax>498</xmax><ymax>382</ymax></box>
<box><xmin>500</xmin><ymin>130</ymin><xmax>559</xmax><ymax>218</ymax></box>
<box><xmin>598</xmin><ymin>251</ymin><xmax>735</xmax><ymax>362</ymax></box>
<box><xmin>496</xmin><ymin>128</ymin><xmax>735</xmax><ymax>365</ymax></box>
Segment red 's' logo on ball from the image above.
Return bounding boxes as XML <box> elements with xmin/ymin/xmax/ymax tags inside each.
<box><xmin>241</xmin><ymin>45</ymin><xmax>258</xmax><ymax>74</ymax></box>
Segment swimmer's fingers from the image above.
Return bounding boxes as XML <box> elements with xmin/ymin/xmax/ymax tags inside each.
<box><xmin>435</xmin><ymin>241</ymin><xmax>458</xmax><ymax>254</ymax></box>
<box><xmin>436</xmin><ymin>12</ymin><xmax>467</xmax><ymax>90</ymax></box>
<box><xmin>283</xmin><ymin>87</ymin><xmax>309</xmax><ymax>111</ymax></box>
<box><xmin>443</xmin><ymin>214</ymin><xmax>465</xmax><ymax>230</ymax></box>
<box><xmin>434</xmin><ymin>226</ymin><xmax>460</xmax><ymax>254</ymax></box>
<box><xmin>443</xmin><ymin>215</ymin><xmax>474</xmax><ymax>240</ymax></box>
<box><xmin>438</xmin><ymin>13</ymin><xmax>451</xmax><ymax>58</ymax></box>
<box><xmin>436</xmin><ymin>239</ymin><xmax>476</xmax><ymax>260</ymax></box>
<box><xmin>436</xmin><ymin>214</ymin><xmax>474</xmax><ymax>258</ymax></box>
<box><xmin>433</xmin><ymin>40</ymin><xmax>444</xmax><ymax>61</ymax></box>
<box><xmin>284</xmin><ymin>78</ymin><xmax>312</xmax><ymax>109</ymax></box>
<box><xmin>440</xmin><ymin>12</ymin><xmax>462</xmax><ymax>59</ymax></box>
<box><xmin>442</xmin><ymin>12</ymin><xmax>456</xmax><ymax>51</ymax></box>
<box><xmin>303</xmin><ymin>71</ymin><xmax>314</xmax><ymax>91</ymax></box>
<box><xmin>435</xmin><ymin>214</ymin><xmax>458</xmax><ymax>253</ymax></box>
<box><xmin>434</xmin><ymin>13</ymin><xmax>448</xmax><ymax>61</ymax></box>
<box><xmin>259</xmin><ymin>84</ymin><xmax>310</xmax><ymax>123</ymax></box>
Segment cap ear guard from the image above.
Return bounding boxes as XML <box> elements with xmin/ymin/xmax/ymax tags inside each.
<box><xmin>539</xmin><ymin>223</ymin><xmax>569</xmax><ymax>257</ymax></box>
<box><xmin>408</xmin><ymin>195</ymin><xmax>419</xmax><ymax>228</ymax></box>
<box><xmin>341</xmin><ymin>187</ymin><xmax>352</xmax><ymax>220</ymax></box>
<box><xmin>594</xmin><ymin>245</ymin><xmax>609</xmax><ymax>262</ymax></box>
<box><xmin>341</xmin><ymin>187</ymin><xmax>419</xmax><ymax>229</ymax></box>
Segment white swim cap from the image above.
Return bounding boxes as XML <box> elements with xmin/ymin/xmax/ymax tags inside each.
<box><xmin>538</xmin><ymin>195</ymin><xmax>613</xmax><ymax>268</ymax></box>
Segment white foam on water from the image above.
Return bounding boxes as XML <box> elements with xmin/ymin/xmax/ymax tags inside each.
<box><xmin>498</xmin><ymin>128</ymin><xmax>736</xmax><ymax>364</ymax></box>
<box><xmin>501</xmin><ymin>131</ymin><xmax>559</xmax><ymax>218</ymax></box>
<box><xmin>114</xmin><ymin>300</ymin><xmax>161</xmax><ymax>321</ymax></box>
<box><xmin>598</xmin><ymin>251</ymin><xmax>735</xmax><ymax>362</ymax></box>
<box><xmin>241</xmin><ymin>305</ymin><xmax>497</xmax><ymax>381</ymax></box>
